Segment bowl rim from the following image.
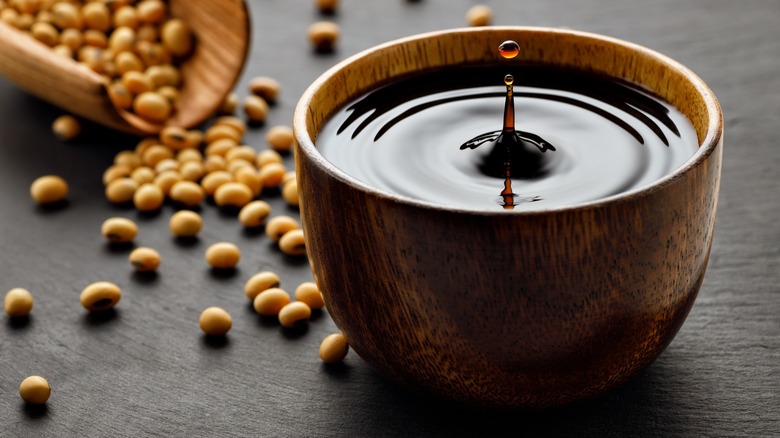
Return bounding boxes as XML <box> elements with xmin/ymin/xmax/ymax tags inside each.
<box><xmin>293</xmin><ymin>26</ymin><xmax>723</xmax><ymax>216</ymax></box>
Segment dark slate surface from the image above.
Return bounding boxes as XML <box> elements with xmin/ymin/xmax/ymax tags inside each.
<box><xmin>0</xmin><ymin>1</ymin><xmax>778</xmax><ymax>436</ymax></box>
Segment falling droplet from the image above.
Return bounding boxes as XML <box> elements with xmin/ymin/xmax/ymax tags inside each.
<box><xmin>504</xmin><ymin>74</ymin><xmax>514</xmax><ymax>86</ymax></box>
<box><xmin>498</xmin><ymin>40</ymin><xmax>520</xmax><ymax>59</ymax></box>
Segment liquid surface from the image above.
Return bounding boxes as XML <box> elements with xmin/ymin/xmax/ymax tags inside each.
<box><xmin>317</xmin><ymin>65</ymin><xmax>699</xmax><ymax>211</ymax></box>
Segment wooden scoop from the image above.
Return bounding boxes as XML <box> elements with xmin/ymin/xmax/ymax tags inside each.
<box><xmin>0</xmin><ymin>0</ymin><xmax>250</xmax><ymax>135</ymax></box>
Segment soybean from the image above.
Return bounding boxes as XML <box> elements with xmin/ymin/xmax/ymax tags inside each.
<box><xmin>282</xmin><ymin>180</ymin><xmax>299</xmax><ymax>207</ymax></box>
<box><xmin>214</xmin><ymin>182</ymin><xmax>253</xmax><ymax>208</ymax></box>
<box><xmin>266</xmin><ymin>216</ymin><xmax>300</xmax><ymax>242</ymax></box>
<box><xmin>315</xmin><ymin>0</ymin><xmax>339</xmax><ymax>14</ymax></box>
<box><xmin>244</xmin><ymin>95</ymin><xmax>269</xmax><ymax>123</ymax></box>
<box><xmin>248</xmin><ymin>76</ymin><xmax>280</xmax><ymax>103</ymax></box>
<box><xmin>129</xmin><ymin>247</ymin><xmax>160</xmax><ymax>272</ymax></box>
<box><xmin>30</xmin><ymin>175</ymin><xmax>68</xmax><ymax>204</ymax></box>
<box><xmin>238</xmin><ymin>200</ymin><xmax>271</xmax><ymax>228</ymax></box>
<box><xmin>319</xmin><ymin>333</ymin><xmax>349</xmax><ymax>363</ymax></box>
<box><xmin>169</xmin><ymin>210</ymin><xmax>202</xmax><ymax>237</ymax></box>
<box><xmin>153</xmin><ymin>170</ymin><xmax>183</xmax><ymax>195</ymax></box>
<box><xmin>80</xmin><ymin>281</ymin><xmax>122</xmax><ymax>312</ymax></box>
<box><xmin>201</xmin><ymin>171</ymin><xmax>233</xmax><ymax>196</ymax></box>
<box><xmin>244</xmin><ymin>271</ymin><xmax>281</xmax><ymax>300</ymax></box>
<box><xmin>266</xmin><ymin>125</ymin><xmax>294</xmax><ymax>153</ymax></box>
<box><xmin>19</xmin><ymin>376</ymin><xmax>51</xmax><ymax>405</ymax></box>
<box><xmin>256</xmin><ymin>149</ymin><xmax>282</xmax><ymax>168</ymax></box>
<box><xmin>169</xmin><ymin>180</ymin><xmax>204</xmax><ymax>207</ymax></box>
<box><xmin>259</xmin><ymin>162</ymin><xmax>286</xmax><ymax>188</ymax></box>
<box><xmin>295</xmin><ymin>282</ymin><xmax>325</xmax><ymax>310</ymax></box>
<box><xmin>4</xmin><ymin>288</ymin><xmax>33</xmax><ymax>317</ymax></box>
<box><xmin>278</xmin><ymin>301</ymin><xmax>311</xmax><ymax>328</ymax></box>
<box><xmin>134</xmin><ymin>91</ymin><xmax>171</xmax><ymax>122</ymax></box>
<box><xmin>308</xmin><ymin>21</ymin><xmax>340</xmax><ymax>53</ymax></box>
<box><xmin>199</xmin><ymin>307</ymin><xmax>232</xmax><ymax>336</ymax></box>
<box><xmin>205</xmin><ymin>242</ymin><xmax>240</xmax><ymax>269</ymax></box>
<box><xmin>466</xmin><ymin>5</ymin><xmax>492</xmax><ymax>26</ymax></box>
<box><xmin>52</xmin><ymin>115</ymin><xmax>80</xmax><ymax>141</ymax></box>
<box><xmin>106</xmin><ymin>177</ymin><xmax>138</xmax><ymax>203</ymax></box>
<box><xmin>279</xmin><ymin>229</ymin><xmax>306</xmax><ymax>256</ymax></box>
<box><xmin>133</xmin><ymin>183</ymin><xmax>164</xmax><ymax>211</ymax></box>
<box><xmin>253</xmin><ymin>288</ymin><xmax>291</xmax><ymax>317</ymax></box>
<box><xmin>101</xmin><ymin>217</ymin><xmax>138</xmax><ymax>243</ymax></box>
<box><xmin>161</xmin><ymin>18</ymin><xmax>191</xmax><ymax>56</ymax></box>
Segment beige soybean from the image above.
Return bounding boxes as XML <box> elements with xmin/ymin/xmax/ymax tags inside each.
<box><xmin>177</xmin><ymin>148</ymin><xmax>203</xmax><ymax>164</ymax></box>
<box><xmin>52</xmin><ymin>44</ymin><xmax>72</xmax><ymax>58</ymax></box>
<box><xmin>137</xmin><ymin>0</ymin><xmax>166</xmax><ymax>24</ymax></box>
<box><xmin>185</xmin><ymin>130</ymin><xmax>204</xmax><ymax>149</ymax></box>
<box><xmin>279</xmin><ymin>229</ymin><xmax>306</xmax><ymax>256</ymax></box>
<box><xmin>205</xmin><ymin>242</ymin><xmax>240</xmax><ymax>269</ymax></box>
<box><xmin>157</xmin><ymin>86</ymin><xmax>180</xmax><ymax>106</ymax></box>
<box><xmin>259</xmin><ymin>162</ymin><xmax>286</xmax><ymax>188</ymax></box>
<box><xmin>205</xmin><ymin>138</ymin><xmax>237</xmax><ymax>157</ymax></box>
<box><xmin>308</xmin><ymin>21</ymin><xmax>339</xmax><ymax>52</ymax></box>
<box><xmin>103</xmin><ymin>164</ymin><xmax>132</xmax><ymax>185</ymax></box>
<box><xmin>213</xmin><ymin>116</ymin><xmax>246</xmax><ymax>136</ymax></box>
<box><xmin>161</xmin><ymin>18</ymin><xmax>192</xmax><ymax>56</ymax></box>
<box><xmin>283</xmin><ymin>171</ymin><xmax>296</xmax><ymax>185</ymax></box>
<box><xmin>142</xmin><ymin>144</ymin><xmax>174</xmax><ymax>167</ymax></box>
<box><xmin>60</xmin><ymin>28</ymin><xmax>82</xmax><ymax>51</ymax></box>
<box><xmin>129</xmin><ymin>247</ymin><xmax>160</xmax><ymax>272</ymax></box>
<box><xmin>466</xmin><ymin>5</ymin><xmax>492</xmax><ymax>26</ymax></box>
<box><xmin>219</xmin><ymin>93</ymin><xmax>238</xmax><ymax>114</ymax></box>
<box><xmin>169</xmin><ymin>210</ymin><xmax>202</xmax><ymax>237</ymax></box>
<box><xmin>179</xmin><ymin>161</ymin><xmax>205</xmax><ymax>182</ymax></box>
<box><xmin>80</xmin><ymin>281</ymin><xmax>122</xmax><ymax>312</ymax></box>
<box><xmin>146</xmin><ymin>65</ymin><xmax>180</xmax><ymax>87</ymax></box>
<box><xmin>83</xmin><ymin>29</ymin><xmax>108</xmax><ymax>49</ymax></box>
<box><xmin>278</xmin><ymin>301</ymin><xmax>311</xmax><ymax>328</ymax></box>
<box><xmin>154</xmin><ymin>158</ymin><xmax>179</xmax><ymax>174</ymax></box>
<box><xmin>153</xmin><ymin>170</ymin><xmax>182</xmax><ymax>195</ymax></box>
<box><xmin>101</xmin><ymin>217</ymin><xmax>138</xmax><ymax>243</ymax></box>
<box><xmin>244</xmin><ymin>271</ymin><xmax>281</xmax><ymax>300</ymax></box>
<box><xmin>243</xmin><ymin>95</ymin><xmax>269</xmax><ymax>123</ymax></box>
<box><xmin>248</xmin><ymin>76</ymin><xmax>280</xmax><ymax>103</ymax></box>
<box><xmin>227</xmin><ymin>158</ymin><xmax>253</xmax><ymax>175</ymax></box>
<box><xmin>105</xmin><ymin>177</ymin><xmax>138</xmax><ymax>203</ymax></box>
<box><xmin>266</xmin><ymin>216</ymin><xmax>300</xmax><ymax>242</ymax></box>
<box><xmin>115</xmin><ymin>51</ymin><xmax>143</xmax><ymax>74</ymax></box>
<box><xmin>82</xmin><ymin>1</ymin><xmax>111</xmax><ymax>31</ymax></box>
<box><xmin>113</xmin><ymin>5</ymin><xmax>138</xmax><ymax>29</ymax></box>
<box><xmin>319</xmin><ymin>333</ymin><xmax>349</xmax><ymax>363</ymax></box>
<box><xmin>114</xmin><ymin>151</ymin><xmax>142</xmax><ymax>169</ymax></box>
<box><xmin>234</xmin><ymin>167</ymin><xmax>262</xmax><ymax>196</ymax></box>
<box><xmin>133</xmin><ymin>183</ymin><xmax>164</xmax><ymax>211</ymax></box>
<box><xmin>169</xmin><ymin>181</ymin><xmax>204</xmax><ymax>207</ymax></box>
<box><xmin>4</xmin><ymin>288</ymin><xmax>33</xmax><ymax>317</ymax></box>
<box><xmin>201</xmin><ymin>171</ymin><xmax>233</xmax><ymax>196</ymax></box>
<box><xmin>30</xmin><ymin>175</ymin><xmax>68</xmax><ymax>204</ymax></box>
<box><xmin>19</xmin><ymin>376</ymin><xmax>51</xmax><ymax>405</ymax></box>
<box><xmin>282</xmin><ymin>181</ymin><xmax>299</xmax><ymax>207</ymax></box>
<box><xmin>205</xmin><ymin>124</ymin><xmax>242</xmax><ymax>144</ymax></box>
<box><xmin>52</xmin><ymin>115</ymin><xmax>80</xmax><ymax>141</ymax></box>
<box><xmin>266</xmin><ymin>125</ymin><xmax>294</xmax><ymax>153</ymax></box>
<box><xmin>203</xmin><ymin>155</ymin><xmax>227</xmax><ymax>173</ymax></box>
<box><xmin>131</xmin><ymin>166</ymin><xmax>155</xmax><ymax>185</ymax></box>
<box><xmin>160</xmin><ymin>126</ymin><xmax>189</xmax><ymax>150</ymax></box>
<box><xmin>238</xmin><ymin>200</ymin><xmax>271</xmax><ymax>228</ymax></box>
<box><xmin>137</xmin><ymin>24</ymin><xmax>159</xmax><ymax>42</ymax></box>
<box><xmin>109</xmin><ymin>26</ymin><xmax>135</xmax><ymax>52</ymax></box>
<box><xmin>199</xmin><ymin>307</ymin><xmax>232</xmax><ymax>336</ymax></box>
<box><xmin>225</xmin><ymin>146</ymin><xmax>256</xmax><ymax>163</ymax></box>
<box><xmin>134</xmin><ymin>91</ymin><xmax>171</xmax><ymax>122</ymax></box>
<box><xmin>295</xmin><ymin>282</ymin><xmax>325</xmax><ymax>310</ymax></box>
<box><xmin>256</xmin><ymin>149</ymin><xmax>282</xmax><ymax>168</ymax></box>
<box><xmin>31</xmin><ymin>21</ymin><xmax>58</xmax><ymax>46</ymax></box>
<box><xmin>214</xmin><ymin>182</ymin><xmax>253</xmax><ymax>208</ymax></box>
<box><xmin>252</xmin><ymin>288</ymin><xmax>290</xmax><ymax>316</ymax></box>
<box><xmin>108</xmin><ymin>82</ymin><xmax>133</xmax><ymax>110</ymax></box>
<box><xmin>122</xmin><ymin>70</ymin><xmax>154</xmax><ymax>95</ymax></box>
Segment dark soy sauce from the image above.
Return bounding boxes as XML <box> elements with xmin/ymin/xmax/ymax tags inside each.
<box><xmin>317</xmin><ymin>44</ymin><xmax>698</xmax><ymax>211</ymax></box>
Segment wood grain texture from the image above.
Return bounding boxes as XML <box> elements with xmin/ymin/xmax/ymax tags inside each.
<box><xmin>0</xmin><ymin>0</ymin><xmax>777</xmax><ymax>436</ymax></box>
<box><xmin>0</xmin><ymin>0</ymin><xmax>250</xmax><ymax>135</ymax></box>
<box><xmin>294</xmin><ymin>28</ymin><xmax>723</xmax><ymax>407</ymax></box>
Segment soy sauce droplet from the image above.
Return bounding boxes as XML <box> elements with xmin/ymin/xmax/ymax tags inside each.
<box><xmin>498</xmin><ymin>40</ymin><xmax>520</xmax><ymax>59</ymax></box>
<box><xmin>504</xmin><ymin>74</ymin><xmax>514</xmax><ymax>86</ymax></box>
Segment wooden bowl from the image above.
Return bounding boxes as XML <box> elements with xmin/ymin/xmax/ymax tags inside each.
<box><xmin>293</xmin><ymin>27</ymin><xmax>723</xmax><ymax>408</ymax></box>
<box><xmin>0</xmin><ymin>0</ymin><xmax>250</xmax><ymax>135</ymax></box>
